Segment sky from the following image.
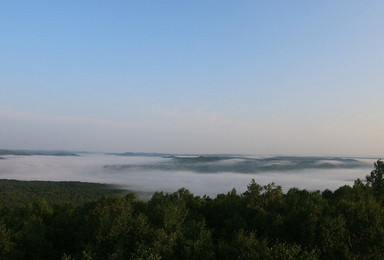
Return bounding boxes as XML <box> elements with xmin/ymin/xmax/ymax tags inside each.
<box><xmin>1</xmin><ymin>1</ymin><xmax>384</xmax><ymax>156</ymax></box>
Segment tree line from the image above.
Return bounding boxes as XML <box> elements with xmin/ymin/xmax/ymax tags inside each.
<box><xmin>0</xmin><ymin>160</ymin><xmax>384</xmax><ymax>259</ymax></box>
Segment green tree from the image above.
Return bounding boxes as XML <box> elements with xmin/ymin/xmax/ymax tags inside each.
<box><xmin>366</xmin><ymin>160</ymin><xmax>384</xmax><ymax>194</ymax></box>
<box><xmin>0</xmin><ymin>221</ymin><xmax>15</xmax><ymax>258</ymax></box>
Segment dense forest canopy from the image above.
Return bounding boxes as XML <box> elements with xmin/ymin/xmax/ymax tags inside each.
<box><xmin>0</xmin><ymin>160</ymin><xmax>384</xmax><ymax>259</ymax></box>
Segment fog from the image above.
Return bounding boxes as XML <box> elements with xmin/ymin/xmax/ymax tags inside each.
<box><xmin>0</xmin><ymin>154</ymin><xmax>376</xmax><ymax>198</ymax></box>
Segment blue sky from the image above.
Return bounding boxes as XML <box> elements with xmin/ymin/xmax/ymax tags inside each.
<box><xmin>1</xmin><ymin>1</ymin><xmax>384</xmax><ymax>156</ymax></box>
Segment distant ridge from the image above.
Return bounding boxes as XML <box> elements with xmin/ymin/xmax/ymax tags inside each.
<box><xmin>104</xmin><ymin>155</ymin><xmax>371</xmax><ymax>174</ymax></box>
<box><xmin>0</xmin><ymin>149</ymin><xmax>79</xmax><ymax>156</ymax></box>
<box><xmin>106</xmin><ymin>152</ymin><xmax>172</xmax><ymax>157</ymax></box>
<box><xmin>106</xmin><ymin>152</ymin><xmax>248</xmax><ymax>158</ymax></box>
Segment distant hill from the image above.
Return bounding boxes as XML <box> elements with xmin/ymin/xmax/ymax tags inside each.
<box><xmin>0</xmin><ymin>149</ymin><xmax>79</xmax><ymax>156</ymax></box>
<box><xmin>0</xmin><ymin>179</ymin><xmax>126</xmax><ymax>207</ymax></box>
<box><xmin>104</xmin><ymin>155</ymin><xmax>371</xmax><ymax>174</ymax></box>
<box><xmin>106</xmin><ymin>152</ymin><xmax>172</xmax><ymax>157</ymax></box>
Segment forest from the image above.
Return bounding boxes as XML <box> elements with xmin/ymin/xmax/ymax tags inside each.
<box><xmin>0</xmin><ymin>160</ymin><xmax>384</xmax><ymax>260</ymax></box>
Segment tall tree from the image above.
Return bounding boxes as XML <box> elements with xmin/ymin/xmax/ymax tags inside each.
<box><xmin>366</xmin><ymin>160</ymin><xmax>384</xmax><ymax>194</ymax></box>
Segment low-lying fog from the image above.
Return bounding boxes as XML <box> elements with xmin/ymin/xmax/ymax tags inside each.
<box><xmin>0</xmin><ymin>154</ymin><xmax>377</xmax><ymax>198</ymax></box>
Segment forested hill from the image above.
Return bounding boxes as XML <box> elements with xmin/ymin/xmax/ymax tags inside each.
<box><xmin>0</xmin><ymin>180</ymin><xmax>126</xmax><ymax>207</ymax></box>
<box><xmin>0</xmin><ymin>149</ymin><xmax>79</xmax><ymax>156</ymax></box>
<box><xmin>0</xmin><ymin>161</ymin><xmax>384</xmax><ymax>259</ymax></box>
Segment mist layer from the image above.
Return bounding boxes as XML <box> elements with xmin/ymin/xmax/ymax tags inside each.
<box><xmin>0</xmin><ymin>154</ymin><xmax>375</xmax><ymax>197</ymax></box>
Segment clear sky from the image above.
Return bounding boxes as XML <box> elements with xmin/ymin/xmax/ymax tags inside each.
<box><xmin>1</xmin><ymin>1</ymin><xmax>383</xmax><ymax>156</ymax></box>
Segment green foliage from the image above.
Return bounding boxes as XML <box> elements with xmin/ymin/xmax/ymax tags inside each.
<box><xmin>0</xmin><ymin>221</ymin><xmax>14</xmax><ymax>258</ymax></box>
<box><xmin>366</xmin><ymin>160</ymin><xmax>384</xmax><ymax>194</ymax></box>
<box><xmin>218</xmin><ymin>230</ymin><xmax>318</xmax><ymax>260</ymax></box>
<box><xmin>243</xmin><ymin>180</ymin><xmax>284</xmax><ymax>212</ymax></box>
<box><xmin>0</xmin><ymin>179</ymin><xmax>125</xmax><ymax>207</ymax></box>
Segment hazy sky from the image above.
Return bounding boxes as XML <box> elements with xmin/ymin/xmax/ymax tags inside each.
<box><xmin>1</xmin><ymin>1</ymin><xmax>384</xmax><ymax>156</ymax></box>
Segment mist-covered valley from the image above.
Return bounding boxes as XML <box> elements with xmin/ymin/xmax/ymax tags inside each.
<box><xmin>0</xmin><ymin>151</ymin><xmax>376</xmax><ymax>198</ymax></box>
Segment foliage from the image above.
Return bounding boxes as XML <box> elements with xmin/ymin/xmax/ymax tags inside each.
<box><xmin>0</xmin><ymin>179</ymin><xmax>125</xmax><ymax>207</ymax></box>
<box><xmin>366</xmin><ymin>159</ymin><xmax>384</xmax><ymax>194</ymax></box>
